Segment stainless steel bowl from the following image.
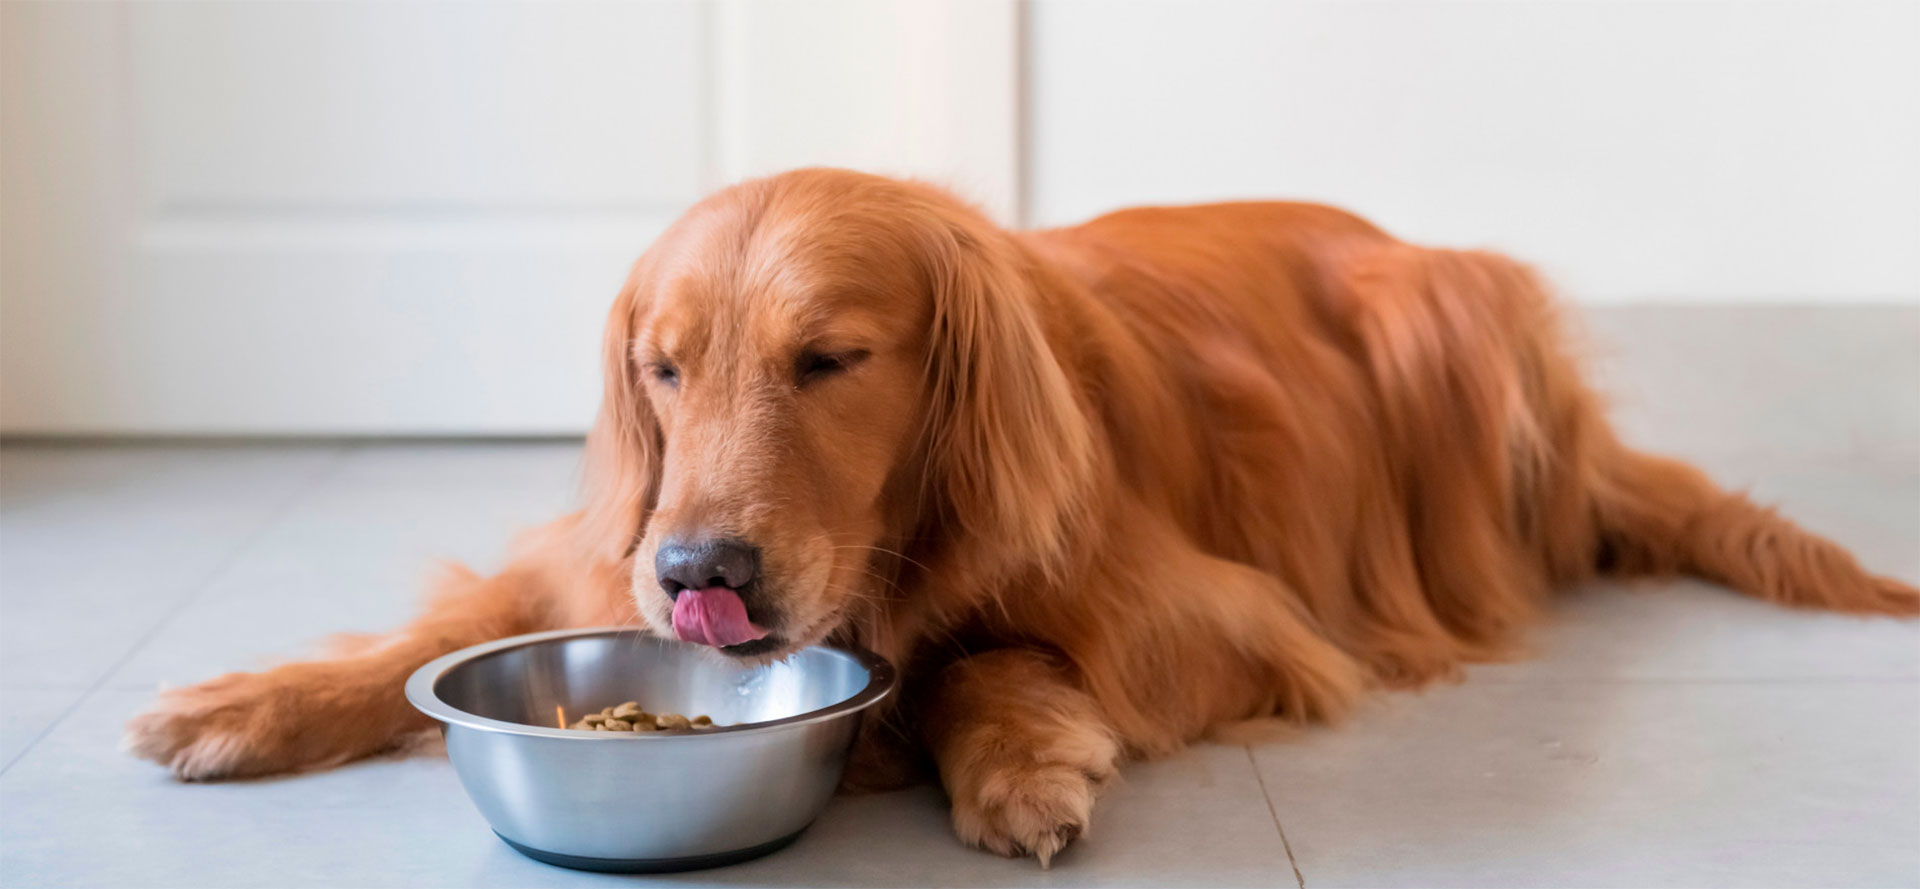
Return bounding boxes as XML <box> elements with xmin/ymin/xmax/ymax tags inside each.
<box><xmin>405</xmin><ymin>627</ymin><xmax>897</xmax><ymax>873</ymax></box>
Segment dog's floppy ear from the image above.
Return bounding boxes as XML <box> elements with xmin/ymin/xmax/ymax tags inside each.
<box><xmin>920</xmin><ymin>217</ymin><xmax>1096</xmax><ymax>576</ymax></box>
<box><xmin>575</xmin><ymin>266</ymin><xmax>662</xmax><ymax>564</ymax></box>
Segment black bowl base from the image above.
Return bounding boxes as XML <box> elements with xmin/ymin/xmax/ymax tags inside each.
<box><xmin>496</xmin><ymin>829</ymin><xmax>804</xmax><ymax>873</ymax></box>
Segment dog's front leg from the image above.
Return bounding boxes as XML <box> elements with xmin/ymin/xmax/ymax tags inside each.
<box><xmin>923</xmin><ymin>648</ymin><xmax>1120</xmax><ymax>868</ymax></box>
<box><xmin>124</xmin><ymin>559</ymin><xmax>579</xmax><ymax>781</ymax></box>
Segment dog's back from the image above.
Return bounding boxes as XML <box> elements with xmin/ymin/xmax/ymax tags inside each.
<box><xmin>1023</xmin><ymin>201</ymin><xmax>1917</xmax><ymax>687</ymax></box>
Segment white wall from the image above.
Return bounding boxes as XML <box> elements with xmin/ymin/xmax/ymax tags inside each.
<box><xmin>1027</xmin><ymin>0</ymin><xmax>1920</xmax><ymax>303</ymax></box>
<box><xmin>716</xmin><ymin>0</ymin><xmax>1020</xmax><ymax>222</ymax></box>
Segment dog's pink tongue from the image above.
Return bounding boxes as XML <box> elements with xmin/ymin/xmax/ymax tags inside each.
<box><xmin>671</xmin><ymin>587</ymin><xmax>768</xmax><ymax>648</ymax></box>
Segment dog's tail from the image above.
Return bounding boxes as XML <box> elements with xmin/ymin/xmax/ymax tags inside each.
<box><xmin>1589</xmin><ymin>444</ymin><xmax>1918</xmax><ymax>615</ymax></box>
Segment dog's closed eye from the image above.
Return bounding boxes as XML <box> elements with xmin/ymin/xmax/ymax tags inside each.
<box><xmin>796</xmin><ymin>349</ymin><xmax>871</xmax><ymax>386</ymax></box>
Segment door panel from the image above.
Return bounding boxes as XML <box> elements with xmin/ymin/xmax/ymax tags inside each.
<box><xmin>128</xmin><ymin>2</ymin><xmax>707</xmax><ymax>209</ymax></box>
<box><xmin>0</xmin><ymin>0</ymin><xmax>1016</xmax><ymax>435</ymax></box>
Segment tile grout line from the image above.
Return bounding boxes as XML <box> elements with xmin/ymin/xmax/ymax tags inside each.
<box><xmin>1246</xmin><ymin>744</ymin><xmax>1306</xmax><ymax>889</ymax></box>
<box><xmin>0</xmin><ymin>445</ymin><xmax>358</xmax><ymax>776</ymax></box>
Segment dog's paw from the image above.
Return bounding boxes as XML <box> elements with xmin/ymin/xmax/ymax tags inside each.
<box><xmin>949</xmin><ymin>760</ymin><xmax>1107</xmax><ymax>868</ymax></box>
<box><xmin>124</xmin><ymin>666</ymin><xmax>376</xmax><ymax>781</ymax></box>
<box><xmin>124</xmin><ymin>672</ymin><xmax>297</xmax><ymax>780</ymax></box>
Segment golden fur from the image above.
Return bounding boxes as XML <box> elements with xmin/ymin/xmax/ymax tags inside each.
<box><xmin>127</xmin><ymin>169</ymin><xmax>1918</xmax><ymax>865</ymax></box>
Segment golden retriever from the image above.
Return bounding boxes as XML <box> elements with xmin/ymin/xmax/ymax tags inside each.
<box><xmin>126</xmin><ymin>168</ymin><xmax>1918</xmax><ymax>865</ymax></box>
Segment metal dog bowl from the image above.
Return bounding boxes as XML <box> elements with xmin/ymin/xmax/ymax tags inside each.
<box><xmin>405</xmin><ymin>628</ymin><xmax>896</xmax><ymax>872</ymax></box>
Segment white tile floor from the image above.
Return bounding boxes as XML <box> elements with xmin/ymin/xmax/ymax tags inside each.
<box><xmin>2</xmin><ymin>306</ymin><xmax>1916</xmax><ymax>888</ymax></box>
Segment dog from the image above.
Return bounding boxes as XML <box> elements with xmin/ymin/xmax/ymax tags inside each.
<box><xmin>126</xmin><ymin>168</ymin><xmax>1918</xmax><ymax>865</ymax></box>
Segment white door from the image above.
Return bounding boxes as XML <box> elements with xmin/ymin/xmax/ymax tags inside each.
<box><xmin>0</xmin><ymin>0</ymin><xmax>1016</xmax><ymax>435</ymax></box>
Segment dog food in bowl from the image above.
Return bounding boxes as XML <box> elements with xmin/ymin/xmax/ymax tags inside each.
<box><xmin>567</xmin><ymin>701</ymin><xmax>717</xmax><ymax>732</ymax></box>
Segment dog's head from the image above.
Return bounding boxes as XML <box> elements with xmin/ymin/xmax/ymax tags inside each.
<box><xmin>576</xmin><ymin>169</ymin><xmax>1094</xmax><ymax>660</ymax></box>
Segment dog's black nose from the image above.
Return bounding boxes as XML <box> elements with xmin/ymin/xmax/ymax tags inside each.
<box><xmin>655</xmin><ymin>538</ymin><xmax>760</xmax><ymax>597</ymax></box>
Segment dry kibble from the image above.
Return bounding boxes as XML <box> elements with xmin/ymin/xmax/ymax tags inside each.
<box><xmin>563</xmin><ymin>701</ymin><xmax>717</xmax><ymax>732</ymax></box>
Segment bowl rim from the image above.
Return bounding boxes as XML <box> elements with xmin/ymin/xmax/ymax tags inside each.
<box><xmin>405</xmin><ymin>627</ymin><xmax>898</xmax><ymax>740</ymax></box>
